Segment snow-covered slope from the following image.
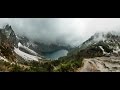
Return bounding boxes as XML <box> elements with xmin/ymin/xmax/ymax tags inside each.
<box><xmin>14</xmin><ymin>48</ymin><xmax>41</xmax><ymax>61</ymax></box>
<box><xmin>18</xmin><ymin>42</ymin><xmax>38</xmax><ymax>56</ymax></box>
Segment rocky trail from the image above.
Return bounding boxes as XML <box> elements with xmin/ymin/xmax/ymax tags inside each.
<box><xmin>76</xmin><ymin>56</ymin><xmax>120</xmax><ymax>72</ymax></box>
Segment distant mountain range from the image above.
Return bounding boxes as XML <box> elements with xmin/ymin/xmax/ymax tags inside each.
<box><xmin>69</xmin><ymin>31</ymin><xmax>120</xmax><ymax>57</ymax></box>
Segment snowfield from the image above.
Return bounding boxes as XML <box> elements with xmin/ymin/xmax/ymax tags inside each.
<box><xmin>18</xmin><ymin>42</ymin><xmax>37</xmax><ymax>55</ymax></box>
<box><xmin>14</xmin><ymin>48</ymin><xmax>41</xmax><ymax>61</ymax></box>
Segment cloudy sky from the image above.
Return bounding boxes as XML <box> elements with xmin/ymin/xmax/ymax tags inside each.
<box><xmin>0</xmin><ymin>18</ymin><xmax>120</xmax><ymax>46</ymax></box>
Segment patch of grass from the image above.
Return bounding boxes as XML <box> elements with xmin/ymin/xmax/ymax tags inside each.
<box><xmin>53</xmin><ymin>58</ymin><xmax>83</xmax><ymax>72</ymax></box>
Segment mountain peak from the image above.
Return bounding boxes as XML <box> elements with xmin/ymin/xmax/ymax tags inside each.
<box><xmin>3</xmin><ymin>24</ymin><xmax>12</xmax><ymax>30</ymax></box>
<box><xmin>2</xmin><ymin>24</ymin><xmax>14</xmax><ymax>37</ymax></box>
<box><xmin>0</xmin><ymin>24</ymin><xmax>18</xmax><ymax>48</ymax></box>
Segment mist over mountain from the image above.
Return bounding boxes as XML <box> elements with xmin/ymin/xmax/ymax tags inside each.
<box><xmin>0</xmin><ymin>18</ymin><xmax>120</xmax><ymax>72</ymax></box>
<box><xmin>0</xmin><ymin>18</ymin><xmax>120</xmax><ymax>47</ymax></box>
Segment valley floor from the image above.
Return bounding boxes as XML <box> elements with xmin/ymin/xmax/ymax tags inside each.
<box><xmin>76</xmin><ymin>56</ymin><xmax>120</xmax><ymax>72</ymax></box>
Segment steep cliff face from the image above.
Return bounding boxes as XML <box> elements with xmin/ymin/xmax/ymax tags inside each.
<box><xmin>0</xmin><ymin>25</ymin><xmax>17</xmax><ymax>61</ymax></box>
<box><xmin>2</xmin><ymin>24</ymin><xmax>18</xmax><ymax>47</ymax></box>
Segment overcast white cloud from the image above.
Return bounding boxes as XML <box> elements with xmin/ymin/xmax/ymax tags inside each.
<box><xmin>0</xmin><ymin>18</ymin><xmax>120</xmax><ymax>46</ymax></box>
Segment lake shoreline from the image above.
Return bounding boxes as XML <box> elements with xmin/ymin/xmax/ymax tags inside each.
<box><xmin>43</xmin><ymin>49</ymin><xmax>68</xmax><ymax>60</ymax></box>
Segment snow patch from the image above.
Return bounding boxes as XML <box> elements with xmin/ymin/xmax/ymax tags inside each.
<box><xmin>113</xmin><ymin>46</ymin><xmax>120</xmax><ymax>54</ymax></box>
<box><xmin>0</xmin><ymin>56</ymin><xmax>8</xmax><ymax>62</ymax></box>
<box><xmin>99</xmin><ymin>46</ymin><xmax>111</xmax><ymax>56</ymax></box>
<box><xmin>99</xmin><ymin>46</ymin><xmax>106</xmax><ymax>54</ymax></box>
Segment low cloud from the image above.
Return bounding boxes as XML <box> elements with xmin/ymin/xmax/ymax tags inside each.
<box><xmin>0</xmin><ymin>18</ymin><xmax>120</xmax><ymax>46</ymax></box>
